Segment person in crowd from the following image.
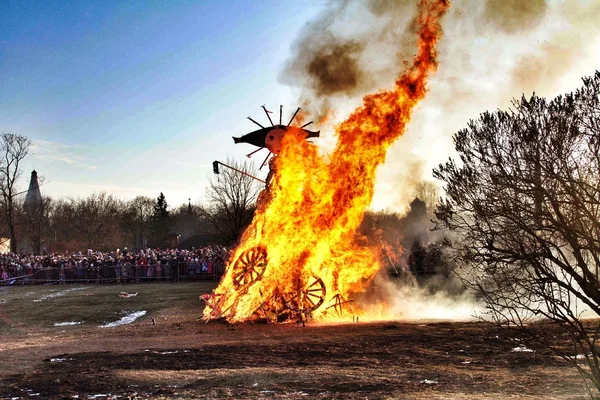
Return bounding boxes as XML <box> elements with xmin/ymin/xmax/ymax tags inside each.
<box><xmin>0</xmin><ymin>245</ymin><xmax>230</xmax><ymax>285</ymax></box>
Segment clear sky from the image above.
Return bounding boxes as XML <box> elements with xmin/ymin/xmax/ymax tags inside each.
<box><xmin>2</xmin><ymin>0</ymin><xmax>600</xmax><ymax>212</ymax></box>
<box><xmin>1</xmin><ymin>0</ymin><xmax>322</xmax><ymax>207</ymax></box>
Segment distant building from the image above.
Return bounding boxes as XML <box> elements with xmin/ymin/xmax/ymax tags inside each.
<box><xmin>23</xmin><ymin>169</ymin><xmax>42</xmax><ymax>212</ymax></box>
<box><xmin>20</xmin><ymin>170</ymin><xmax>44</xmax><ymax>254</ymax></box>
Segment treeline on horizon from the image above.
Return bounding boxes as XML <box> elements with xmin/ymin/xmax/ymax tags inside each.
<box><xmin>5</xmin><ymin>151</ymin><xmax>441</xmax><ymax>257</ymax></box>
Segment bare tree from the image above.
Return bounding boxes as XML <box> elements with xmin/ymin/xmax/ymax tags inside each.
<box><xmin>202</xmin><ymin>158</ymin><xmax>261</xmax><ymax>244</ymax></box>
<box><xmin>0</xmin><ymin>133</ymin><xmax>31</xmax><ymax>253</ymax></box>
<box><xmin>415</xmin><ymin>181</ymin><xmax>440</xmax><ymax>213</ymax></box>
<box><xmin>20</xmin><ymin>195</ymin><xmax>53</xmax><ymax>254</ymax></box>
<box><xmin>66</xmin><ymin>192</ymin><xmax>124</xmax><ymax>250</ymax></box>
<box><xmin>121</xmin><ymin>196</ymin><xmax>155</xmax><ymax>251</ymax></box>
<box><xmin>434</xmin><ymin>71</ymin><xmax>600</xmax><ymax>396</ymax></box>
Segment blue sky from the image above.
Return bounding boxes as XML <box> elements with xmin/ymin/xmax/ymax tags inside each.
<box><xmin>2</xmin><ymin>1</ymin><xmax>600</xmax><ymax>212</ymax></box>
<box><xmin>1</xmin><ymin>0</ymin><xmax>322</xmax><ymax>206</ymax></box>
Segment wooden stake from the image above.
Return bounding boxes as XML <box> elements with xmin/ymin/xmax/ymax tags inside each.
<box><xmin>246</xmin><ymin>147</ymin><xmax>264</xmax><ymax>158</ymax></box>
<box><xmin>279</xmin><ymin>105</ymin><xmax>283</xmax><ymax>125</ymax></box>
<box><xmin>262</xmin><ymin>105</ymin><xmax>274</xmax><ymax>126</ymax></box>
<box><xmin>287</xmin><ymin>107</ymin><xmax>301</xmax><ymax>127</ymax></box>
<box><xmin>247</xmin><ymin>117</ymin><xmax>264</xmax><ymax>129</ymax></box>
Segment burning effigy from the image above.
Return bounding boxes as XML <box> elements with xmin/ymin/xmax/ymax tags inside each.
<box><xmin>202</xmin><ymin>0</ymin><xmax>449</xmax><ymax>324</ymax></box>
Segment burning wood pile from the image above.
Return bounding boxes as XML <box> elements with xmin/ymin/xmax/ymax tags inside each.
<box><xmin>201</xmin><ymin>0</ymin><xmax>449</xmax><ymax>324</ymax></box>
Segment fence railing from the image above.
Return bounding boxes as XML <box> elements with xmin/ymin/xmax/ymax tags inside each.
<box><xmin>0</xmin><ymin>262</ymin><xmax>224</xmax><ymax>285</ymax></box>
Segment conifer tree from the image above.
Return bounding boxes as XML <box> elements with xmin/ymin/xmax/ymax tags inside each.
<box><xmin>150</xmin><ymin>192</ymin><xmax>171</xmax><ymax>248</ymax></box>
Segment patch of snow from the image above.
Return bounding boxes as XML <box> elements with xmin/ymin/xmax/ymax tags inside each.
<box><xmin>152</xmin><ymin>350</ymin><xmax>179</xmax><ymax>355</ymax></box>
<box><xmin>34</xmin><ymin>292</ymin><xmax>65</xmax><ymax>302</ymax></box>
<box><xmin>68</xmin><ymin>287</ymin><xmax>91</xmax><ymax>292</ymax></box>
<box><xmin>252</xmin><ymin>383</ymin><xmax>259</xmax><ymax>387</ymax></box>
<box><xmin>34</xmin><ymin>287</ymin><xmax>91</xmax><ymax>302</ymax></box>
<box><xmin>420</xmin><ymin>379</ymin><xmax>438</xmax><ymax>384</ymax></box>
<box><xmin>569</xmin><ymin>354</ymin><xmax>590</xmax><ymax>360</ymax></box>
<box><xmin>511</xmin><ymin>346</ymin><xmax>535</xmax><ymax>353</ymax></box>
<box><xmin>461</xmin><ymin>360</ymin><xmax>472</xmax><ymax>364</ymax></box>
<box><xmin>50</xmin><ymin>358</ymin><xmax>74</xmax><ymax>363</ymax></box>
<box><xmin>54</xmin><ymin>321</ymin><xmax>83</xmax><ymax>327</ymax></box>
<box><xmin>99</xmin><ymin>311</ymin><xmax>147</xmax><ymax>328</ymax></box>
<box><xmin>88</xmin><ymin>395</ymin><xmax>108</xmax><ymax>399</ymax></box>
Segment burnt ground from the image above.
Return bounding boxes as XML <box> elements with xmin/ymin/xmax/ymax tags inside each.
<box><xmin>0</xmin><ymin>283</ymin><xmax>591</xmax><ymax>399</ymax></box>
<box><xmin>0</xmin><ymin>319</ymin><xmax>591</xmax><ymax>399</ymax></box>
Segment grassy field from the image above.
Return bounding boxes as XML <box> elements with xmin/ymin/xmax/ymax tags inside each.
<box><xmin>0</xmin><ymin>282</ymin><xmax>592</xmax><ymax>399</ymax></box>
<box><xmin>0</xmin><ymin>281</ymin><xmax>214</xmax><ymax>334</ymax></box>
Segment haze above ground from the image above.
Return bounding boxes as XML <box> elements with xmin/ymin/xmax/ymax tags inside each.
<box><xmin>1</xmin><ymin>0</ymin><xmax>599</xmax><ymax>212</ymax></box>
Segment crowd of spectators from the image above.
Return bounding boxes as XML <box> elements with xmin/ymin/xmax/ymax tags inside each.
<box><xmin>0</xmin><ymin>246</ymin><xmax>230</xmax><ymax>284</ymax></box>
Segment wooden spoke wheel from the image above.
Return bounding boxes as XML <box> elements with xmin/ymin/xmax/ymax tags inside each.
<box><xmin>302</xmin><ymin>276</ymin><xmax>326</xmax><ymax>311</ymax></box>
<box><xmin>285</xmin><ymin>275</ymin><xmax>326</xmax><ymax>313</ymax></box>
<box><xmin>232</xmin><ymin>247</ymin><xmax>268</xmax><ymax>289</ymax></box>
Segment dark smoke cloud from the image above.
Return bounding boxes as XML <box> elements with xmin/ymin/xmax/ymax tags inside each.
<box><xmin>279</xmin><ymin>0</ymin><xmax>417</xmax><ymax>112</ymax></box>
<box><xmin>279</xmin><ymin>0</ymin><xmax>600</xmax><ymax>213</ymax></box>
<box><xmin>304</xmin><ymin>39</ymin><xmax>366</xmax><ymax>96</ymax></box>
<box><xmin>484</xmin><ymin>0</ymin><xmax>548</xmax><ymax>34</ymax></box>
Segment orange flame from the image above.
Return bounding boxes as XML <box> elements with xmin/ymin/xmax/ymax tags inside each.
<box><xmin>204</xmin><ymin>0</ymin><xmax>449</xmax><ymax>323</ymax></box>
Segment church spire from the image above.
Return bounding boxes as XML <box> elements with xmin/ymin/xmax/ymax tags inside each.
<box><xmin>23</xmin><ymin>169</ymin><xmax>42</xmax><ymax>211</ymax></box>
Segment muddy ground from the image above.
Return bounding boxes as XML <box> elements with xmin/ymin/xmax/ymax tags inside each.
<box><xmin>0</xmin><ymin>283</ymin><xmax>591</xmax><ymax>399</ymax></box>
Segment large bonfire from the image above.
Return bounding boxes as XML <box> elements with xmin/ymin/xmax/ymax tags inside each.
<box><xmin>203</xmin><ymin>0</ymin><xmax>449</xmax><ymax>323</ymax></box>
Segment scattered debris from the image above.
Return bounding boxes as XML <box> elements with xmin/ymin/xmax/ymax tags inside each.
<box><xmin>50</xmin><ymin>358</ymin><xmax>74</xmax><ymax>363</ymax></box>
<box><xmin>511</xmin><ymin>346</ymin><xmax>535</xmax><ymax>353</ymax></box>
<box><xmin>119</xmin><ymin>292</ymin><xmax>138</xmax><ymax>298</ymax></box>
<box><xmin>99</xmin><ymin>311</ymin><xmax>147</xmax><ymax>328</ymax></box>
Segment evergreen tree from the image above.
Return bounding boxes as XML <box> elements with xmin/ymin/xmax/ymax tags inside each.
<box><xmin>150</xmin><ymin>192</ymin><xmax>171</xmax><ymax>248</ymax></box>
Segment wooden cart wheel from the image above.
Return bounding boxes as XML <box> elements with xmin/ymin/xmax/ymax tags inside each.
<box><xmin>285</xmin><ymin>275</ymin><xmax>326</xmax><ymax>313</ymax></box>
<box><xmin>302</xmin><ymin>276</ymin><xmax>326</xmax><ymax>311</ymax></box>
<box><xmin>231</xmin><ymin>247</ymin><xmax>268</xmax><ymax>289</ymax></box>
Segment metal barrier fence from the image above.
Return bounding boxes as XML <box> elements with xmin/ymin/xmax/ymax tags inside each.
<box><xmin>0</xmin><ymin>262</ymin><xmax>223</xmax><ymax>285</ymax></box>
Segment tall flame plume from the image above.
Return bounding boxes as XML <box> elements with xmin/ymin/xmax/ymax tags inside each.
<box><xmin>204</xmin><ymin>0</ymin><xmax>450</xmax><ymax>323</ymax></box>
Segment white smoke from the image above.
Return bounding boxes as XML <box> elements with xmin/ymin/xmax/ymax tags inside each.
<box><xmin>280</xmin><ymin>0</ymin><xmax>600</xmax><ymax>212</ymax></box>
